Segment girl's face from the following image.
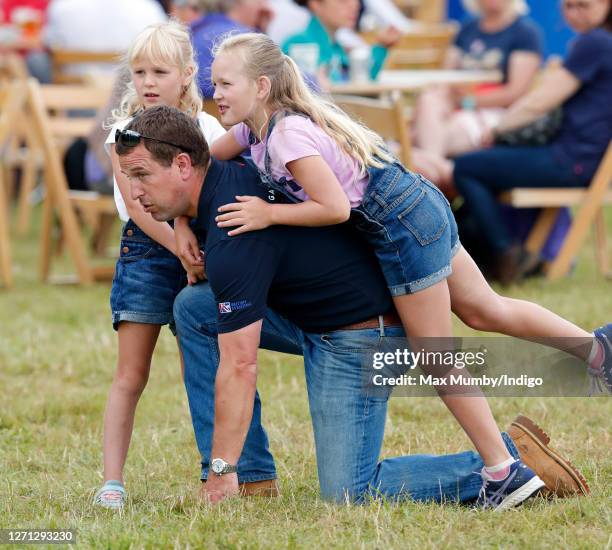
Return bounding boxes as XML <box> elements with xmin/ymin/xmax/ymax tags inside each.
<box><xmin>562</xmin><ymin>0</ymin><xmax>609</xmax><ymax>32</ymax></box>
<box><xmin>132</xmin><ymin>58</ymin><xmax>189</xmax><ymax>109</ymax></box>
<box><xmin>211</xmin><ymin>52</ymin><xmax>262</xmax><ymax>126</ymax></box>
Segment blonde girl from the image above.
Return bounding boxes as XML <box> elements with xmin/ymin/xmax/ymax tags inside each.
<box><xmin>94</xmin><ymin>21</ymin><xmax>226</xmax><ymax>509</ymax></box>
<box><xmin>174</xmin><ymin>32</ymin><xmax>610</xmax><ymax>510</ymax></box>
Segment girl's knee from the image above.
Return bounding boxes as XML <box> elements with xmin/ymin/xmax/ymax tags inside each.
<box><xmin>113</xmin><ymin>363</ymin><xmax>150</xmax><ymax>395</ymax></box>
<box><xmin>460</xmin><ymin>293</ymin><xmax>508</xmax><ymax>331</ymax></box>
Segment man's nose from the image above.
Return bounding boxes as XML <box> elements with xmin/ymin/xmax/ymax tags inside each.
<box><xmin>130</xmin><ymin>181</ymin><xmax>144</xmax><ymax>201</ymax></box>
<box><xmin>213</xmin><ymin>87</ymin><xmax>221</xmax><ymax>101</ymax></box>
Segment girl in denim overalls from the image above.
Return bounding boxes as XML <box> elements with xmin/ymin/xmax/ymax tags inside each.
<box><xmin>94</xmin><ymin>21</ymin><xmax>227</xmax><ymax>509</ymax></box>
<box><xmin>177</xmin><ymin>32</ymin><xmax>610</xmax><ymax>509</ymax></box>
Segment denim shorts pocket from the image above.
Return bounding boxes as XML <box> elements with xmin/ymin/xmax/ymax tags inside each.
<box><xmin>118</xmin><ymin>239</ymin><xmax>156</xmax><ymax>263</ymax></box>
<box><xmin>397</xmin><ymin>188</ymin><xmax>448</xmax><ymax>246</ymax></box>
<box><xmin>320</xmin><ymin>331</ymin><xmax>382</xmax><ymax>353</ymax></box>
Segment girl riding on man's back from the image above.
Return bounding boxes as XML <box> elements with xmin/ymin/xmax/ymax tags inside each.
<box><xmin>174</xmin><ymin>32</ymin><xmax>611</xmax><ymax>511</ymax></box>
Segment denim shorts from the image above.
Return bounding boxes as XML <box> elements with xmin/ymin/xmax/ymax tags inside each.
<box><xmin>110</xmin><ymin>219</ymin><xmax>186</xmax><ymax>333</ymax></box>
<box><xmin>352</xmin><ymin>161</ymin><xmax>460</xmax><ymax>296</ymax></box>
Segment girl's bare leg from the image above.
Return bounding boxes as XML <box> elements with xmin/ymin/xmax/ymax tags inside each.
<box><xmin>103</xmin><ymin>322</ymin><xmax>161</xmax><ymax>483</ymax></box>
<box><xmin>393</xmin><ymin>281</ymin><xmax>512</xmax><ymax>466</ymax></box>
<box><xmin>448</xmin><ymin>247</ymin><xmax>592</xmax><ymax>359</ymax></box>
<box><xmin>413</xmin><ymin>85</ymin><xmax>454</xmax><ymax>157</ymax></box>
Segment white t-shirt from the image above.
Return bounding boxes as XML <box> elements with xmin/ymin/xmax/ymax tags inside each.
<box><xmin>105</xmin><ymin>112</ymin><xmax>226</xmax><ymax>222</ymax></box>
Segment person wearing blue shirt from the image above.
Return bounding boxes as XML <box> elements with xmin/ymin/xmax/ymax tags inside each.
<box><xmin>190</xmin><ymin>0</ymin><xmax>273</xmax><ymax>97</ymax></box>
<box><xmin>454</xmin><ymin>0</ymin><xmax>612</xmax><ymax>283</ymax></box>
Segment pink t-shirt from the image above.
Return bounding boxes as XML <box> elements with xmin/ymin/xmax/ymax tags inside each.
<box><xmin>231</xmin><ymin>115</ymin><xmax>369</xmax><ymax>207</ymax></box>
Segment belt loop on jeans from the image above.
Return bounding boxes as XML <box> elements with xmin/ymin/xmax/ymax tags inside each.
<box><xmin>378</xmin><ymin>315</ymin><xmax>385</xmax><ymax>337</ymax></box>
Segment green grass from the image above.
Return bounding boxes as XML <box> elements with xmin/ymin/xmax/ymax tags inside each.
<box><xmin>0</xmin><ymin>206</ymin><xmax>611</xmax><ymax>549</ymax></box>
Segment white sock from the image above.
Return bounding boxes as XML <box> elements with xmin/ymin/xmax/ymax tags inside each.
<box><xmin>483</xmin><ymin>457</ymin><xmax>516</xmax><ymax>480</ymax></box>
<box><xmin>587</xmin><ymin>337</ymin><xmax>604</xmax><ymax>371</ymax></box>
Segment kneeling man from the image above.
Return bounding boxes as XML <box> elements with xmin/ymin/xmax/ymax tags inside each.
<box><xmin>116</xmin><ymin>105</ymin><xmax>590</xmax><ymax>508</ymax></box>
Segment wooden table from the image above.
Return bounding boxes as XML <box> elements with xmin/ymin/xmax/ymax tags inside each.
<box><xmin>330</xmin><ymin>69</ymin><xmax>502</xmax><ymax>95</ymax></box>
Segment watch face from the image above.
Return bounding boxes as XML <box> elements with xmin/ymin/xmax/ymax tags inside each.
<box><xmin>211</xmin><ymin>458</ymin><xmax>224</xmax><ymax>474</ymax></box>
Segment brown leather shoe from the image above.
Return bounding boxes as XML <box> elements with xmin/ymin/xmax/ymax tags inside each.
<box><xmin>508</xmin><ymin>415</ymin><xmax>590</xmax><ymax>497</ymax></box>
<box><xmin>200</xmin><ymin>478</ymin><xmax>279</xmax><ymax>498</ymax></box>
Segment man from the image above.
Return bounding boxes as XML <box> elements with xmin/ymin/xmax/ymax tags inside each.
<box><xmin>190</xmin><ymin>0</ymin><xmax>274</xmax><ymax>98</ymax></box>
<box><xmin>116</xmin><ymin>105</ymin><xmax>589</xmax><ymax>507</ymax></box>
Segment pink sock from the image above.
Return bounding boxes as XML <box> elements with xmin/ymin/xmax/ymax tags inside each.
<box><xmin>587</xmin><ymin>338</ymin><xmax>604</xmax><ymax>371</ymax></box>
<box><xmin>483</xmin><ymin>457</ymin><xmax>516</xmax><ymax>481</ymax></box>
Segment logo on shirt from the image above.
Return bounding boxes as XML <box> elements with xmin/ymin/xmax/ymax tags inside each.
<box><xmin>218</xmin><ymin>300</ymin><xmax>252</xmax><ymax>314</ymax></box>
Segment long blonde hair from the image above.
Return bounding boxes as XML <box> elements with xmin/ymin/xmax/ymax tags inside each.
<box><xmin>213</xmin><ymin>33</ymin><xmax>394</xmax><ymax>173</ymax></box>
<box><xmin>110</xmin><ymin>20</ymin><xmax>202</xmax><ymax>124</ymax></box>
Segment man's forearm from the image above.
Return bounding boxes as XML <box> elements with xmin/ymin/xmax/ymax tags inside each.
<box><xmin>210</xmin><ymin>358</ymin><xmax>258</xmax><ymax>465</ymax></box>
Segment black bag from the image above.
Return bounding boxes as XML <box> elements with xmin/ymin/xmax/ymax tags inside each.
<box><xmin>495</xmin><ymin>108</ymin><xmax>563</xmax><ymax>147</ymax></box>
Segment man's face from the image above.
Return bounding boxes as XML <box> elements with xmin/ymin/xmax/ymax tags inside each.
<box><xmin>119</xmin><ymin>144</ymin><xmax>191</xmax><ymax>221</ymax></box>
<box><xmin>310</xmin><ymin>0</ymin><xmax>360</xmax><ymax>32</ymax></box>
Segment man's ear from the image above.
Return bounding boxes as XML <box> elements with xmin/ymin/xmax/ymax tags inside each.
<box><xmin>256</xmin><ymin>75</ymin><xmax>271</xmax><ymax>100</ymax></box>
<box><xmin>175</xmin><ymin>152</ymin><xmax>193</xmax><ymax>179</ymax></box>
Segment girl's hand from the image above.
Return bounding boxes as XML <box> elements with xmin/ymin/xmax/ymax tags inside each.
<box><xmin>216</xmin><ymin>195</ymin><xmax>273</xmax><ymax>236</ymax></box>
<box><xmin>185</xmin><ymin>264</ymin><xmax>206</xmax><ymax>285</ymax></box>
<box><xmin>175</xmin><ymin>216</ymin><xmax>203</xmax><ymax>267</ymax></box>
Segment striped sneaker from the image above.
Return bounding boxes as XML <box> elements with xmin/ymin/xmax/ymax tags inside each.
<box><xmin>476</xmin><ymin>460</ymin><xmax>545</xmax><ymax>511</ymax></box>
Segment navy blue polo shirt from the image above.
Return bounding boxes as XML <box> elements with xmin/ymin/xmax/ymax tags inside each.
<box><xmin>194</xmin><ymin>158</ymin><xmax>392</xmax><ymax>334</ymax></box>
<box><xmin>455</xmin><ymin>16</ymin><xmax>543</xmax><ymax>81</ymax></box>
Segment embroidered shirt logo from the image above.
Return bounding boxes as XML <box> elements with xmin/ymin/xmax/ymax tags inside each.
<box><xmin>218</xmin><ymin>300</ymin><xmax>252</xmax><ymax>314</ymax></box>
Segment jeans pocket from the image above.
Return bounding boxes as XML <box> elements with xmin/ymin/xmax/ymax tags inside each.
<box><xmin>320</xmin><ymin>331</ymin><xmax>382</xmax><ymax>353</ymax></box>
<box><xmin>397</xmin><ymin>187</ymin><xmax>448</xmax><ymax>246</ymax></box>
<box><xmin>118</xmin><ymin>239</ymin><xmax>156</xmax><ymax>263</ymax></box>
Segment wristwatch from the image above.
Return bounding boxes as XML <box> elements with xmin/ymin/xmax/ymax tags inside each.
<box><xmin>210</xmin><ymin>458</ymin><xmax>237</xmax><ymax>476</ymax></box>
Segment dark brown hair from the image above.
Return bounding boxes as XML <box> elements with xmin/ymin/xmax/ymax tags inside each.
<box><xmin>115</xmin><ymin>105</ymin><xmax>210</xmax><ymax>169</ymax></box>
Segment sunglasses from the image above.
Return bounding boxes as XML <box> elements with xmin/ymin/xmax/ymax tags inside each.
<box><xmin>115</xmin><ymin>128</ymin><xmax>192</xmax><ymax>153</ymax></box>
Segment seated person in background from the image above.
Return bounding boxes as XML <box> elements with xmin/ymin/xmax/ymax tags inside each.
<box><xmin>453</xmin><ymin>0</ymin><xmax>612</xmax><ymax>283</ymax></box>
<box><xmin>170</xmin><ymin>0</ymin><xmax>204</xmax><ymax>23</ymax></box>
<box><xmin>282</xmin><ymin>0</ymin><xmax>399</xmax><ymax>87</ymax></box>
<box><xmin>413</xmin><ymin>0</ymin><xmax>543</xmax><ymax>160</ymax></box>
<box><xmin>44</xmin><ymin>0</ymin><xmax>166</xmax><ymax>79</ymax></box>
<box><xmin>190</xmin><ymin>0</ymin><xmax>274</xmax><ymax>98</ymax></box>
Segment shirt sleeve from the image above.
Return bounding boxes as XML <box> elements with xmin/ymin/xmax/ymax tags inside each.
<box><xmin>197</xmin><ymin>113</ymin><xmax>226</xmax><ymax>145</ymax></box>
<box><xmin>512</xmin><ymin>18</ymin><xmax>543</xmax><ymax>56</ymax></box>
<box><xmin>206</xmin><ymin>237</ymin><xmax>279</xmax><ymax>333</ymax></box>
<box><xmin>267</xmin><ymin>118</ymin><xmax>321</xmax><ymax>168</ymax></box>
<box><xmin>563</xmin><ymin>32</ymin><xmax>603</xmax><ymax>84</ymax></box>
<box><xmin>230</xmin><ymin>123</ymin><xmax>252</xmax><ymax>150</ymax></box>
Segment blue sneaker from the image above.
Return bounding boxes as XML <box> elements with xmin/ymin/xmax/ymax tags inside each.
<box><xmin>590</xmin><ymin>324</ymin><xmax>612</xmax><ymax>395</ymax></box>
<box><xmin>477</xmin><ymin>460</ymin><xmax>545</xmax><ymax>511</ymax></box>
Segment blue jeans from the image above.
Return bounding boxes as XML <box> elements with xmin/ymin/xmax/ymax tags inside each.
<box><xmin>173</xmin><ymin>282</ymin><xmax>520</xmax><ymax>502</ymax></box>
<box><xmin>454</xmin><ymin>146</ymin><xmax>586</xmax><ymax>253</ymax></box>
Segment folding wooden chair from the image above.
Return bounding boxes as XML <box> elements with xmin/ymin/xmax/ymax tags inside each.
<box><xmin>25</xmin><ymin>78</ymin><xmax>117</xmax><ymax>285</ymax></box>
<box><xmin>361</xmin><ymin>23</ymin><xmax>457</xmax><ymax>70</ymax></box>
<box><xmin>50</xmin><ymin>49</ymin><xmax>122</xmax><ymax>84</ymax></box>
<box><xmin>501</xmin><ymin>141</ymin><xmax>612</xmax><ymax>280</ymax></box>
<box><xmin>333</xmin><ymin>94</ymin><xmax>412</xmax><ymax>168</ymax></box>
<box><xmin>0</xmin><ymin>82</ymin><xmax>28</xmax><ymax>288</ymax></box>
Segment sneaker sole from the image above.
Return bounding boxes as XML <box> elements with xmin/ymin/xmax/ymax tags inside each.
<box><xmin>512</xmin><ymin>415</ymin><xmax>590</xmax><ymax>496</ymax></box>
<box><xmin>494</xmin><ymin>475</ymin><xmax>545</xmax><ymax>512</ymax></box>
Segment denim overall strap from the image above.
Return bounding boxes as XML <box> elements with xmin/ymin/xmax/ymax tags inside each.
<box><xmin>257</xmin><ymin>110</ymin><xmax>309</xmax><ymax>204</ymax></box>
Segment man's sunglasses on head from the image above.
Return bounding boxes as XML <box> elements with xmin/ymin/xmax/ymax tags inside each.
<box><xmin>115</xmin><ymin>129</ymin><xmax>192</xmax><ymax>153</ymax></box>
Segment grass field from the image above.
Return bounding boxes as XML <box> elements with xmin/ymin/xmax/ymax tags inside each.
<box><xmin>0</xmin><ymin>206</ymin><xmax>611</xmax><ymax>549</ymax></box>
